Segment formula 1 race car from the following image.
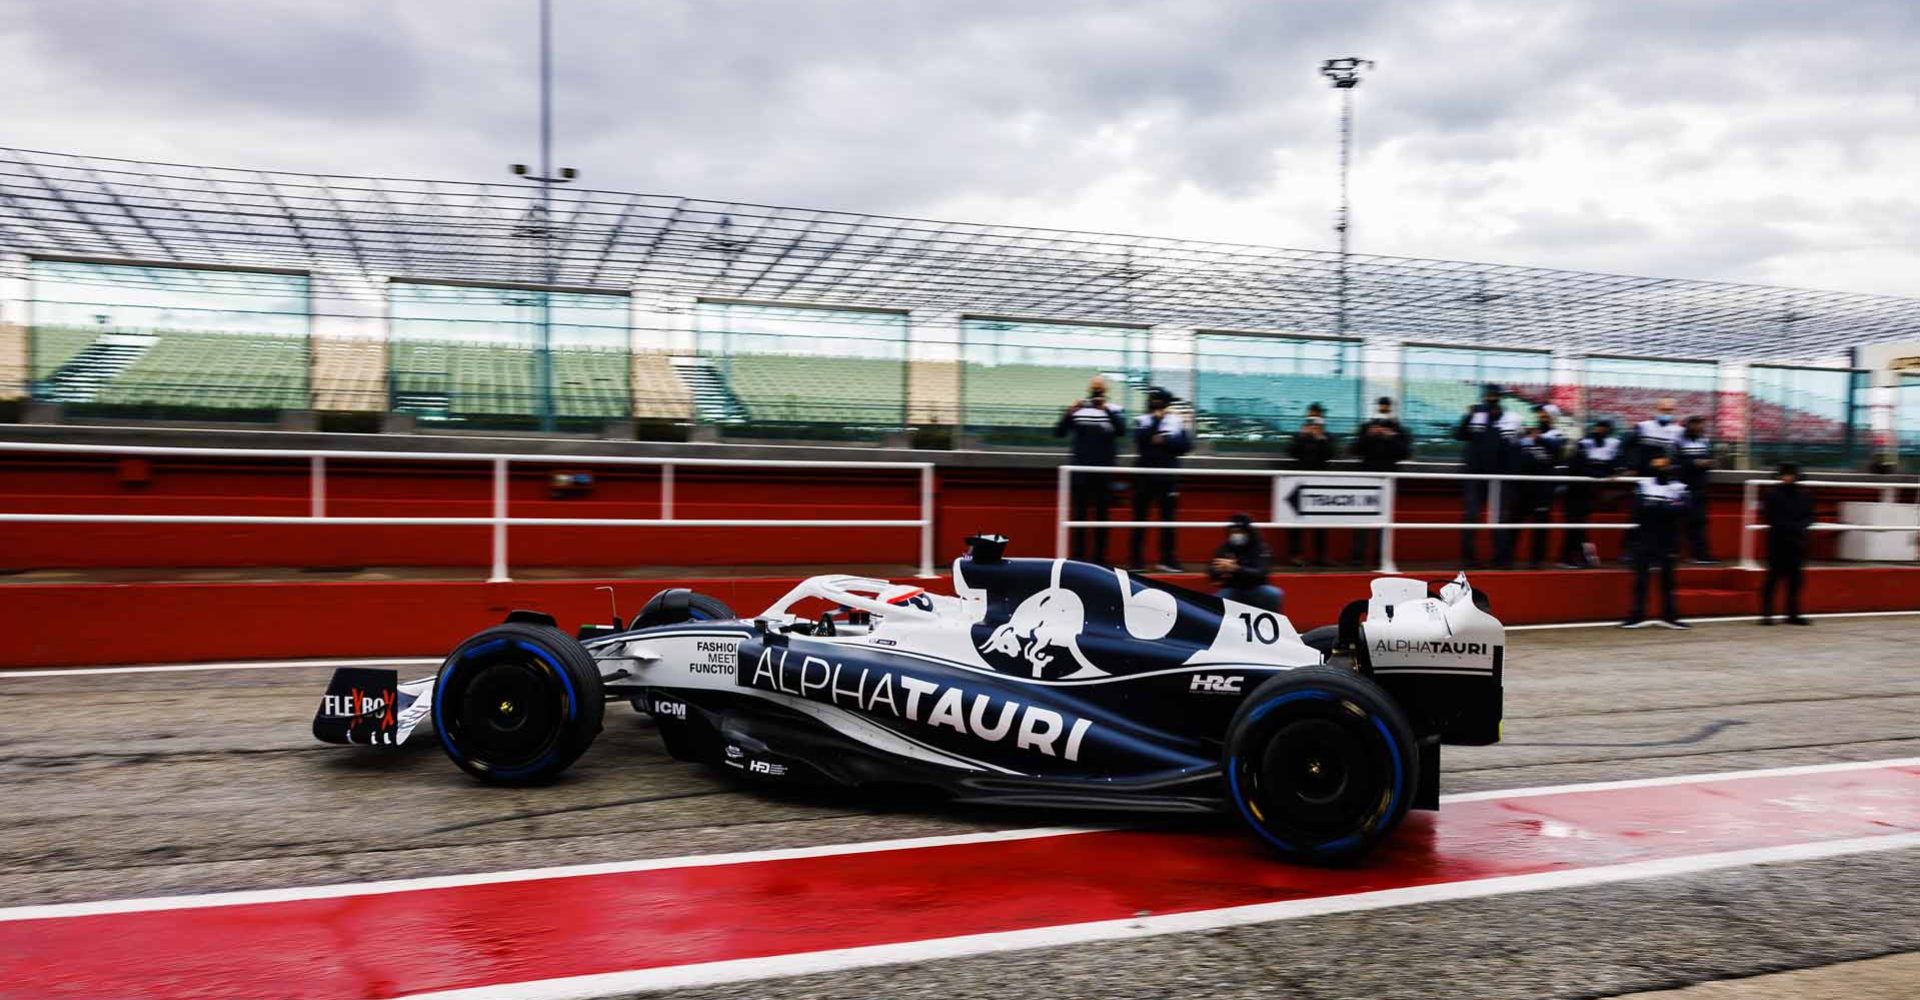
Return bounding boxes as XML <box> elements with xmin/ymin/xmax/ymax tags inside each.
<box><xmin>313</xmin><ymin>536</ymin><xmax>1504</xmax><ymax>862</ymax></box>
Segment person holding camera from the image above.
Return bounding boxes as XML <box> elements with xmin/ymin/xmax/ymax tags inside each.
<box><xmin>1130</xmin><ymin>387</ymin><xmax>1190</xmax><ymax>573</ymax></box>
<box><xmin>1055</xmin><ymin>376</ymin><xmax>1127</xmax><ymax>565</ymax></box>
<box><xmin>1287</xmin><ymin>405</ymin><xmax>1336</xmax><ymax>567</ymax></box>
<box><xmin>1350</xmin><ymin>396</ymin><xmax>1411</xmax><ymax>567</ymax></box>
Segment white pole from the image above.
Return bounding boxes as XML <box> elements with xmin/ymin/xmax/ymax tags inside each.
<box><xmin>919</xmin><ymin>465</ymin><xmax>935</xmax><ymax>578</ymax></box>
<box><xmin>489</xmin><ymin>458</ymin><xmax>511</xmax><ymax>583</ymax></box>
<box><xmin>1055</xmin><ymin>466</ymin><xmax>1071</xmax><ymax>559</ymax></box>
<box><xmin>661</xmin><ymin>463</ymin><xmax>675</xmax><ymax>520</ymax></box>
<box><xmin>1379</xmin><ymin>476</ymin><xmax>1397</xmax><ymax>574</ymax></box>
<box><xmin>1739</xmin><ymin>478</ymin><xmax>1758</xmax><ymax>571</ymax></box>
<box><xmin>310</xmin><ymin>456</ymin><xmax>325</xmax><ymax>519</ymax></box>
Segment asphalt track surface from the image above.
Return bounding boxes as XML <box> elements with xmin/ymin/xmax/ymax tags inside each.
<box><xmin>3</xmin><ymin>617</ymin><xmax>1918</xmax><ymax>998</ymax></box>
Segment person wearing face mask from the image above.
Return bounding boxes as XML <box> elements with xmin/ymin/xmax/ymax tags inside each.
<box><xmin>1760</xmin><ymin>462</ymin><xmax>1815</xmax><ymax>626</ymax></box>
<box><xmin>1455</xmin><ymin>383</ymin><xmax>1519</xmax><ymax>568</ymax></box>
<box><xmin>1129</xmin><ymin>387</ymin><xmax>1190</xmax><ymax>573</ymax></box>
<box><xmin>1350</xmin><ymin>395</ymin><xmax>1411</xmax><ymax>567</ymax></box>
<box><xmin>1622</xmin><ymin>454</ymin><xmax>1690</xmax><ymax>629</ymax></box>
<box><xmin>1056</xmin><ymin>376</ymin><xmax>1127</xmax><ymax>565</ymax></box>
<box><xmin>1674</xmin><ymin>415</ymin><xmax>1718</xmax><ymax>564</ymax></box>
<box><xmin>1514</xmin><ymin>409</ymin><xmax>1568</xmax><ymax>568</ymax></box>
<box><xmin>1209</xmin><ymin>512</ymin><xmax>1283</xmax><ymax>611</ymax></box>
<box><xmin>1632</xmin><ymin>398</ymin><xmax>1684</xmax><ymax>474</ymax></box>
<box><xmin>1562</xmin><ymin>419</ymin><xmax>1622</xmax><ymax>568</ymax></box>
<box><xmin>1287</xmin><ymin>405</ymin><xmax>1336</xmax><ymax>567</ymax></box>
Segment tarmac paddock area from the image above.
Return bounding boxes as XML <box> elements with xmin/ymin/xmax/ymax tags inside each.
<box><xmin>0</xmin><ymin>615</ymin><xmax>1916</xmax><ymax>998</ymax></box>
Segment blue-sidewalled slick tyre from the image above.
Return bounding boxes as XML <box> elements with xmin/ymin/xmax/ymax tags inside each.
<box><xmin>1224</xmin><ymin>666</ymin><xmax>1418</xmax><ymax>864</ymax></box>
<box><xmin>434</xmin><ymin>622</ymin><xmax>604</xmax><ymax>785</ymax></box>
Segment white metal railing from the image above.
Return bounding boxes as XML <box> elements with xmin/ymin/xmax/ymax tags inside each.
<box><xmin>0</xmin><ymin>442</ymin><xmax>937</xmax><ymax>581</ymax></box>
<box><xmin>1737</xmin><ymin>478</ymin><xmax>1920</xmax><ymax>570</ymax></box>
<box><xmin>1058</xmin><ymin>464</ymin><xmax>1920</xmax><ymax>574</ymax></box>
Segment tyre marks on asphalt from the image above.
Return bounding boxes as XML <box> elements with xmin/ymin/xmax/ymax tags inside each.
<box><xmin>2</xmin><ymin>760</ymin><xmax>1917</xmax><ymax>1000</ymax></box>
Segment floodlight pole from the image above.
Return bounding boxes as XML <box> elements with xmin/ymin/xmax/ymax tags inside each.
<box><xmin>509</xmin><ymin>0</ymin><xmax>576</xmax><ymax>432</ymax></box>
<box><xmin>1320</xmin><ymin>57</ymin><xmax>1372</xmax><ymax>339</ymax></box>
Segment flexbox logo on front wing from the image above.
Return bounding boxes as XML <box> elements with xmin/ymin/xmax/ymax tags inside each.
<box><xmin>744</xmin><ymin>646</ymin><xmax>1093</xmax><ymax>762</ymax></box>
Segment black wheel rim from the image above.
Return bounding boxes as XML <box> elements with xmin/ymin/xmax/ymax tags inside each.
<box><xmin>1245</xmin><ymin>702</ymin><xmax>1393</xmax><ymax>847</ymax></box>
<box><xmin>446</xmin><ymin>655</ymin><xmax>563</xmax><ymax>771</ymax></box>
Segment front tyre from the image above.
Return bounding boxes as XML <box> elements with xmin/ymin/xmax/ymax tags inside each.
<box><xmin>1224</xmin><ymin>667</ymin><xmax>1418</xmax><ymax>863</ymax></box>
<box><xmin>434</xmin><ymin>623</ymin><xmax>604</xmax><ymax>785</ymax></box>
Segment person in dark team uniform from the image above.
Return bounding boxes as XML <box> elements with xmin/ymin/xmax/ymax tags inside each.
<box><xmin>1674</xmin><ymin>415</ymin><xmax>1718</xmax><ymax>564</ymax></box>
<box><xmin>1760</xmin><ymin>462</ymin><xmax>1815</xmax><ymax>626</ymax></box>
<box><xmin>1129</xmin><ymin>387</ymin><xmax>1190</xmax><ymax>573</ymax></box>
<box><xmin>1286</xmin><ymin>407</ymin><xmax>1336</xmax><ymax>567</ymax></box>
<box><xmin>1513</xmin><ymin>410</ymin><xmax>1568</xmax><ymax>568</ymax></box>
<box><xmin>1622</xmin><ymin>454</ymin><xmax>1691</xmax><ymax>629</ymax></box>
<box><xmin>1055</xmin><ymin>376</ymin><xmax>1126</xmax><ymax>565</ymax></box>
<box><xmin>1209</xmin><ymin>513</ymin><xmax>1283</xmax><ymax>611</ymax></box>
<box><xmin>1631</xmin><ymin>398</ymin><xmax>1684</xmax><ymax>473</ymax></box>
<box><xmin>1350</xmin><ymin>395</ymin><xmax>1411</xmax><ymax>567</ymax></box>
<box><xmin>1562</xmin><ymin>419</ymin><xmax>1622</xmax><ymax>568</ymax></box>
<box><xmin>1455</xmin><ymin>384</ymin><xmax>1520</xmax><ymax>568</ymax></box>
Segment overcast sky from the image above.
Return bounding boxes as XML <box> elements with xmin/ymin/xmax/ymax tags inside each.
<box><xmin>3</xmin><ymin>0</ymin><xmax>1916</xmax><ymax>296</ymax></box>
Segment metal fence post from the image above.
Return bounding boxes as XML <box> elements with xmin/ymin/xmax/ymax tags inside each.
<box><xmin>1379</xmin><ymin>475</ymin><xmax>1398</xmax><ymax>574</ymax></box>
<box><xmin>310</xmin><ymin>456</ymin><xmax>326</xmax><ymax>519</ymax></box>
<box><xmin>489</xmin><ymin>458</ymin><xmax>511</xmax><ymax>583</ymax></box>
<box><xmin>919</xmin><ymin>465</ymin><xmax>935</xmax><ymax>578</ymax></box>
<box><xmin>661</xmin><ymin>463</ymin><xmax>675</xmax><ymax>520</ymax></box>
<box><xmin>1738</xmin><ymin>478</ymin><xmax>1758</xmax><ymax>570</ymax></box>
<box><xmin>1487</xmin><ymin>477</ymin><xmax>1501</xmax><ymax>529</ymax></box>
<box><xmin>1055</xmin><ymin>465</ymin><xmax>1071</xmax><ymax>560</ymax></box>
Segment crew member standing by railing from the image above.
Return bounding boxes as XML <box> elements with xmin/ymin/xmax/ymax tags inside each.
<box><xmin>1675</xmin><ymin>415</ymin><xmax>1719</xmax><ymax>564</ymax></box>
<box><xmin>1562</xmin><ymin>419</ymin><xmax>1622</xmax><ymax>567</ymax></box>
<box><xmin>1287</xmin><ymin>404</ymin><xmax>1336</xmax><ymax>567</ymax></box>
<box><xmin>1632</xmin><ymin>398</ymin><xmax>1684</xmax><ymax>472</ymax></box>
<box><xmin>1456</xmin><ymin>384</ymin><xmax>1519</xmax><ymax>568</ymax></box>
<box><xmin>1130</xmin><ymin>387</ymin><xmax>1190</xmax><ymax>573</ymax></box>
<box><xmin>1760</xmin><ymin>462</ymin><xmax>1814</xmax><ymax>626</ymax></box>
<box><xmin>1514</xmin><ymin>408</ymin><xmax>1569</xmax><ymax>568</ymax></box>
<box><xmin>1351</xmin><ymin>395</ymin><xmax>1411</xmax><ymax>567</ymax></box>
<box><xmin>1623</xmin><ymin>454</ymin><xmax>1690</xmax><ymax>629</ymax></box>
<box><xmin>1057</xmin><ymin>376</ymin><xmax>1126</xmax><ymax>566</ymax></box>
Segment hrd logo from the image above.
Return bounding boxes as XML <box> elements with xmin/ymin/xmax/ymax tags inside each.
<box><xmin>1189</xmin><ymin>674</ymin><xmax>1243</xmax><ymax>694</ymax></box>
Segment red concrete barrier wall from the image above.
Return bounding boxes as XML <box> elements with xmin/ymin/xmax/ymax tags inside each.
<box><xmin>4</xmin><ymin>565</ymin><xmax>1917</xmax><ymax>668</ymax></box>
<box><xmin>0</xmin><ymin>453</ymin><xmax>1848</xmax><ymax>570</ymax></box>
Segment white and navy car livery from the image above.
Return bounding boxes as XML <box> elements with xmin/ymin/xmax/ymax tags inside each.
<box><xmin>312</xmin><ymin>536</ymin><xmax>1505</xmax><ymax>862</ymax></box>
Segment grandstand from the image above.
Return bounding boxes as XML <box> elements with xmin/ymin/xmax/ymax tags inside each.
<box><xmin>3</xmin><ymin>146</ymin><xmax>1920</xmax><ymax>463</ymax></box>
<box><xmin>725</xmin><ymin>355</ymin><xmax>906</xmax><ymax>427</ymax></box>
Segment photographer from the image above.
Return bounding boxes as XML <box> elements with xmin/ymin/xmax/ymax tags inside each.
<box><xmin>1287</xmin><ymin>405</ymin><xmax>1336</xmax><ymax>567</ymax></box>
<box><xmin>1350</xmin><ymin>396</ymin><xmax>1411</xmax><ymax>567</ymax></box>
<box><xmin>1055</xmin><ymin>376</ymin><xmax>1127</xmax><ymax>565</ymax></box>
<box><xmin>1130</xmin><ymin>387</ymin><xmax>1190</xmax><ymax>573</ymax></box>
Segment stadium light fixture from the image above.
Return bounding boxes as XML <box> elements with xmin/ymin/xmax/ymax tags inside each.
<box><xmin>1320</xmin><ymin>56</ymin><xmax>1374</xmax><ymax>339</ymax></box>
<box><xmin>503</xmin><ymin>0</ymin><xmax>579</xmax><ymax>432</ymax></box>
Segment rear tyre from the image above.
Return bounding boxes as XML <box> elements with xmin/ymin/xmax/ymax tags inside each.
<box><xmin>434</xmin><ymin>623</ymin><xmax>604</xmax><ymax>785</ymax></box>
<box><xmin>633</xmin><ymin>588</ymin><xmax>737</xmax><ymax>627</ymax></box>
<box><xmin>1298</xmin><ymin>624</ymin><xmax>1339</xmax><ymax>655</ymax></box>
<box><xmin>1223</xmin><ymin>667</ymin><xmax>1418</xmax><ymax>863</ymax></box>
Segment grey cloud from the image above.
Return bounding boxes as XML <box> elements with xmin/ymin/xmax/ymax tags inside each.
<box><xmin>0</xmin><ymin>0</ymin><xmax>1916</xmax><ymax>294</ymax></box>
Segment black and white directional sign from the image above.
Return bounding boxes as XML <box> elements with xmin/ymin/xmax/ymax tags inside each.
<box><xmin>1279</xmin><ymin>477</ymin><xmax>1387</xmax><ymax>525</ymax></box>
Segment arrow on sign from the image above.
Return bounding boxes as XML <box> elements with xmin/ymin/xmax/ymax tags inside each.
<box><xmin>1286</xmin><ymin>483</ymin><xmax>1385</xmax><ymax>517</ymax></box>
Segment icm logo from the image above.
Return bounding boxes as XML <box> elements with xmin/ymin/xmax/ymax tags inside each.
<box><xmin>1189</xmin><ymin>674</ymin><xmax>1244</xmax><ymax>694</ymax></box>
<box><xmin>652</xmin><ymin>699</ymin><xmax>687</xmax><ymax>720</ymax></box>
